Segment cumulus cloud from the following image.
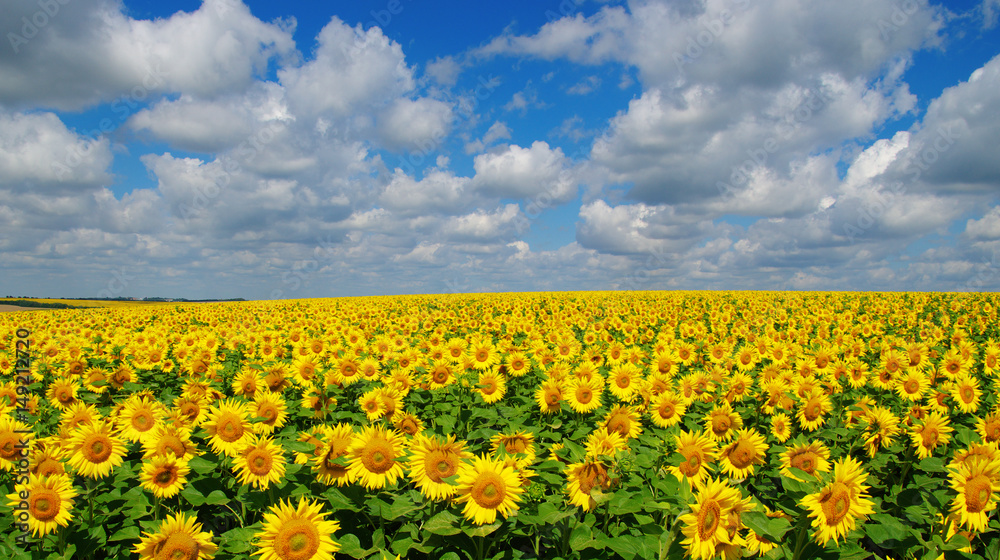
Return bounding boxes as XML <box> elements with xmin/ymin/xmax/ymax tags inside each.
<box><xmin>471</xmin><ymin>141</ymin><xmax>576</xmax><ymax>201</ymax></box>
<box><xmin>0</xmin><ymin>0</ymin><xmax>295</xmax><ymax>110</ymax></box>
<box><xmin>0</xmin><ymin>111</ymin><xmax>113</xmax><ymax>192</ymax></box>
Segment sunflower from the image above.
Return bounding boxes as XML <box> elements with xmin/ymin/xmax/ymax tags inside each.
<box><xmin>173</xmin><ymin>395</ymin><xmax>208</xmax><ymax>427</ymax></box>
<box><xmin>566</xmin><ymin>458</ymin><xmax>612</xmax><ymax>511</ymax></box>
<box><xmin>406</xmin><ymin>434</ymin><xmax>472</xmax><ymax>501</ymax></box>
<box><xmin>45</xmin><ymin>377</ymin><xmax>79</xmax><ymax>410</ymax></box>
<box><xmin>233</xmin><ymin>434</ymin><xmax>287</xmax><ymax>490</ymax></box>
<box><xmin>951</xmin><ymin>374</ymin><xmax>982</xmax><ymax>414</ymax></box>
<box><xmin>861</xmin><ymin>406</ymin><xmax>900</xmax><ymax>458</ymax></box>
<box><xmin>669</xmin><ymin>430</ymin><xmax>718</xmax><ymax>486</ymax></box>
<box><xmin>454</xmin><ymin>454</ymin><xmax>524</xmax><ymax>525</ymax></box>
<box><xmin>801</xmin><ymin>456</ymin><xmax>875</xmax><ymax>545</ymax></box>
<box><xmin>770</xmin><ymin>412</ymin><xmax>792</xmax><ymax>443</ymax></box>
<box><xmin>427</xmin><ymin>361</ymin><xmax>456</xmax><ymax>389</ymax></box>
<box><xmin>117</xmin><ymin>394</ymin><xmax>166</xmax><ymax>443</ymax></box>
<box><xmin>202</xmin><ymin>399</ymin><xmax>253</xmax><ymax>457</ymax></box>
<box><xmin>490</xmin><ymin>431</ymin><xmax>536</xmax><ymax>464</ymax></box>
<box><xmin>948</xmin><ymin>455</ymin><xmax>1000</xmax><ymax>533</ymax></box>
<box><xmin>5</xmin><ymin>473</ymin><xmax>76</xmax><ymax>537</ymax></box>
<box><xmin>718</xmin><ymin>428</ymin><xmax>767</xmax><ymax>480</ymax></box>
<box><xmin>679</xmin><ymin>477</ymin><xmax>743</xmax><ymax>560</ymax></box>
<box><xmin>29</xmin><ymin>441</ymin><xmax>66</xmax><ymax>478</ymax></box>
<box><xmin>534</xmin><ymin>378</ymin><xmax>563</xmax><ymax>414</ymax></box>
<box><xmin>347</xmin><ymin>425</ymin><xmax>406</xmax><ymax>490</ymax></box>
<box><xmin>910</xmin><ymin>411</ymin><xmax>953</xmax><ymax>460</ymax></box>
<box><xmin>584</xmin><ymin>427</ymin><xmax>627</xmax><ymax>459</ymax></box>
<box><xmin>359</xmin><ymin>388</ymin><xmax>387</xmax><ymax>421</ymax></box>
<box><xmin>252</xmin><ymin>391</ymin><xmax>288</xmax><ymax>435</ymax></box>
<box><xmin>939</xmin><ymin>349</ymin><xmax>969</xmax><ymax>380</ymax></box>
<box><xmin>565</xmin><ymin>376</ymin><xmax>603</xmax><ymax>414</ymax></box>
<box><xmin>140</xmin><ymin>453</ymin><xmax>190</xmax><ymax>498</ymax></box>
<box><xmin>254</xmin><ymin>497</ymin><xmax>340</xmax><ymax>560</ymax></box>
<box><xmin>468</xmin><ymin>339</ymin><xmax>500</xmax><ymax>371</ymax></box>
<box><xmin>977</xmin><ymin>410</ymin><xmax>1000</xmax><ymax>444</ymax></box>
<box><xmin>0</xmin><ymin>415</ymin><xmax>34</xmax><ymax>472</ymax></box>
<box><xmin>233</xmin><ymin>369</ymin><xmax>263</xmax><ymax>398</ymax></box>
<box><xmin>66</xmin><ymin>420</ymin><xmax>127</xmax><ymax>478</ymax></box>
<box><xmin>608</xmin><ymin>362</ymin><xmax>642</xmax><ymax>402</ymax></box>
<box><xmin>312</xmin><ymin>423</ymin><xmax>356</xmax><ymax>486</ymax></box>
<box><xmin>796</xmin><ymin>391</ymin><xmax>831</xmax><ymax>432</ymax></box>
<box><xmin>895</xmin><ymin>370</ymin><xmax>929</xmax><ymax>402</ymax></box>
<box><xmin>505</xmin><ymin>351</ymin><xmax>532</xmax><ymax>377</ymax></box>
<box><xmin>704</xmin><ymin>402</ymin><xmax>743</xmax><ymax>442</ymax></box>
<box><xmin>779</xmin><ymin>440</ymin><xmax>831</xmax><ymax>481</ymax></box>
<box><xmin>648</xmin><ymin>391</ymin><xmax>686</xmax><ymax>428</ymax></box>
<box><xmin>476</xmin><ymin>369</ymin><xmax>507</xmax><ymax>404</ymax></box>
<box><xmin>143</xmin><ymin>424</ymin><xmax>198</xmax><ymax>462</ymax></box>
<box><xmin>134</xmin><ymin>512</ymin><xmax>217</xmax><ymax>560</ymax></box>
<box><xmin>391</xmin><ymin>411</ymin><xmax>424</xmax><ymax>437</ymax></box>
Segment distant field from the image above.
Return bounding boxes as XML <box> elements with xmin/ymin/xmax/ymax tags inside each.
<box><xmin>0</xmin><ymin>298</ymin><xmax>170</xmax><ymax>309</ymax></box>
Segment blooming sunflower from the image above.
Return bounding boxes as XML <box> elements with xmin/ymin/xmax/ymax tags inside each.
<box><xmin>202</xmin><ymin>399</ymin><xmax>253</xmax><ymax>457</ymax></box>
<box><xmin>476</xmin><ymin>369</ymin><xmax>507</xmax><ymax>404</ymax></box>
<box><xmin>66</xmin><ymin>420</ymin><xmax>127</xmax><ymax>478</ymax></box>
<box><xmin>977</xmin><ymin>410</ymin><xmax>1000</xmax><ymax>444</ymax></box>
<box><xmin>347</xmin><ymin>425</ymin><xmax>406</xmax><ymax>490</ymax></box>
<box><xmin>117</xmin><ymin>394</ymin><xmax>166</xmax><ymax>444</ymax></box>
<box><xmin>801</xmin><ymin>456</ymin><xmax>875</xmax><ymax>545</ymax></box>
<box><xmin>490</xmin><ymin>431</ymin><xmax>536</xmax><ymax>464</ymax></box>
<box><xmin>468</xmin><ymin>339</ymin><xmax>500</xmax><ymax>371</ymax></box>
<box><xmin>406</xmin><ymin>434</ymin><xmax>472</xmax><ymax>501</ymax></box>
<box><xmin>601</xmin><ymin>405</ymin><xmax>643</xmax><ymax>441</ymax></box>
<box><xmin>861</xmin><ymin>406</ymin><xmax>900</xmax><ymax>458</ymax></box>
<box><xmin>234</xmin><ymin>434</ymin><xmax>287</xmax><ymax>490</ymax></box>
<box><xmin>0</xmin><ymin>415</ymin><xmax>34</xmax><ymax>472</ymax></box>
<box><xmin>795</xmin><ymin>391</ymin><xmax>831</xmax><ymax>432</ymax></box>
<box><xmin>565</xmin><ymin>376</ymin><xmax>603</xmax><ymax>414</ymax></box>
<box><xmin>312</xmin><ymin>423</ymin><xmax>356</xmax><ymax>486</ymax></box>
<box><xmin>140</xmin><ymin>453</ymin><xmax>190</xmax><ymax>498</ymax></box>
<box><xmin>668</xmin><ymin>430</ymin><xmax>718</xmax><ymax>486</ymax></box>
<box><xmin>607</xmin><ymin>362</ymin><xmax>642</xmax><ymax>402</ymax></box>
<box><xmin>534</xmin><ymin>378</ymin><xmax>563</xmax><ymax>414</ymax></box>
<box><xmin>949</xmin><ymin>455</ymin><xmax>1000</xmax><ymax>533</ymax></box>
<box><xmin>951</xmin><ymin>374</ymin><xmax>982</xmax><ymax>414</ymax></box>
<box><xmin>134</xmin><ymin>512</ymin><xmax>217</xmax><ymax>560</ymax></box>
<box><xmin>5</xmin><ymin>473</ymin><xmax>76</xmax><ymax>537</ymax></box>
<box><xmin>648</xmin><ymin>391</ymin><xmax>686</xmax><ymax>428</ymax></box>
<box><xmin>770</xmin><ymin>412</ymin><xmax>792</xmax><ymax>443</ymax></box>
<box><xmin>566</xmin><ymin>458</ymin><xmax>612</xmax><ymax>511</ymax></box>
<box><xmin>46</xmin><ymin>377</ymin><xmax>79</xmax><ymax>410</ymax></box>
<box><xmin>584</xmin><ymin>427</ymin><xmax>627</xmax><ymax>459</ymax></box>
<box><xmin>454</xmin><ymin>454</ymin><xmax>524</xmax><ymax>525</ymax></box>
<box><xmin>254</xmin><ymin>497</ymin><xmax>340</xmax><ymax>560</ymax></box>
<box><xmin>779</xmin><ymin>440</ymin><xmax>830</xmax><ymax>481</ymax></box>
<box><xmin>391</xmin><ymin>411</ymin><xmax>425</xmax><ymax>437</ymax></box>
<box><xmin>895</xmin><ymin>370</ymin><xmax>929</xmax><ymax>402</ymax></box>
<box><xmin>704</xmin><ymin>402</ymin><xmax>743</xmax><ymax>442</ymax></box>
<box><xmin>679</xmin><ymin>477</ymin><xmax>743</xmax><ymax>560</ymax></box>
<box><xmin>910</xmin><ymin>411</ymin><xmax>953</xmax><ymax>460</ymax></box>
<box><xmin>252</xmin><ymin>391</ymin><xmax>288</xmax><ymax>435</ymax></box>
<box><xmin>718</xmin><ymin>428</ymin><xmax>767</xmax><ymax>480</ymax></box>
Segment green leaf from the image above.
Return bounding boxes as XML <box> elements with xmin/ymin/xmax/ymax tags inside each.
<box><xmin>424</xmin><ymin>510</ymin><xmax>462</xmax><ymax>536</ymax></box>
<box><xmin>108</xmin><ymin>525</ymin><xmax>141</xmax><ymax>542</ymax></box>
<box><xmin>465</xmin><ymin>521</ymin><xmax>501</xmax><ymax>537</ymax></box>
<box><xmin>569</xmin><ymin>523</ymin><xmax>603</xmax><ymax>551</ymax></box>
<box><xmin>337</xmin><ymin>533</ymin><xmax>366</xmax><ymax>559</ymax></box>
<box><xmin>866</xmin><ymin>513</ymin><xmax>910</xmax><ymax>546</ymax></box>
<box><xmin>220</xmin><ymin>526</ymin><xmax>257</xmax><ymax>554</ymax></box>
<box><xmin>537</xmin><ymin>502</ymin><xmax>575</xmax><ymax>525</ymax></box>
<box><xmin>918</xmin><ymin>457</ymin><xmax>947</xmax><ymax>473</ymax></box>
<box><xmin>187</xmin><ymin>456</ymin><xmax>217</xmax><ymax>475</ymax></box>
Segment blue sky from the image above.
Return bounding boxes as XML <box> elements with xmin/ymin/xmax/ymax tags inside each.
<box><xmin>2</xmin><ymin>0</ymin><xmax>1000</xmax><ymax>299</ymax></box>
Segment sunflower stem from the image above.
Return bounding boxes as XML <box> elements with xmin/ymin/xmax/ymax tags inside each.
<box><xmin>86</xmin><ymin>476</ymin><xmax>95</xmax><ymax>526</ymax></box>
<box><xmin>789</xmin><ymin>518</ymin><xmax>809</xmax><ymax>560</ymax></box>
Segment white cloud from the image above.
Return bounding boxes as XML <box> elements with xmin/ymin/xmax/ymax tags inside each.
<box><xmin>0</xmin><ymin>111</ymin><xmax>113</xmax><ymax>193</ymax></box>
<box><xmin>0</xmin><ymin>0</ymin><xmax>295</xmax><ymax>110</ymax></box>
<box><xmin>375</xmin><ymin>97</ymin><xmax>453</xmax><ymax>152</ymax></box>
<box><xmin>966</xmin><ymin>207</ymin><xmax>1000</xmax><ymax>240</ymax></box>
<box><xmin>471</xmin><ymin>141</ymin><xmax>576</xmax><ymax>201</ymax></box>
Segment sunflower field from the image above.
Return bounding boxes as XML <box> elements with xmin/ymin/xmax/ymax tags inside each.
<box><xmin>1</xmin><ymin>291</ymin><xmax>1000</xmax><ymax>560</ymax></box>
